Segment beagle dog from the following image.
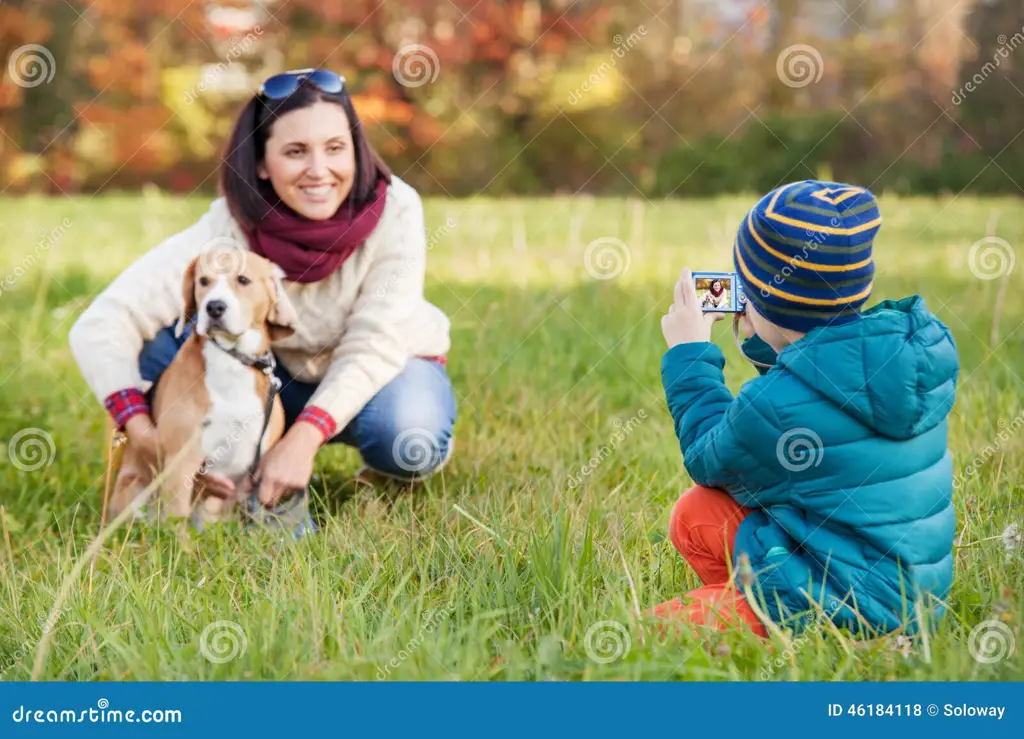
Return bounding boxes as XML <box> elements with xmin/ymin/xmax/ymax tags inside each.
<box><xmin>109</xmin><ymin>249</ymin><xmax>298</xmax><ymax>526</ymax></box>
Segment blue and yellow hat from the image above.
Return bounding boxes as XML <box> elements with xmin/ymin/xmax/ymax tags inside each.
<box><xmin>734</xmin><ymin>180</ymin><xmax>881</xmax><ymax>332</ymax></box>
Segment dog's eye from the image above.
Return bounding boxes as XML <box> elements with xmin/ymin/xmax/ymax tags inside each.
<box><xmin>237</xmin><ymin>275</ymin><xmax>250</xmax><ymax>286</ymax></box>
<box><xmin>198</xmin><ymin>276</ymin><xmax>210</xmax><ymax>287</ymax></box>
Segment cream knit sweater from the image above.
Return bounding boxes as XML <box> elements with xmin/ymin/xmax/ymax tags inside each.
<box><xmin>69</xmin><ymin>176</ymin><xmax>451</xmax><ymax>431</ymax></box>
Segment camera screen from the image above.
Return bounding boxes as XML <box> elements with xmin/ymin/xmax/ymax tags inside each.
<box><xmin>696</xmin><ymin>276</ymin><xmax>732</xmax><ymax>310</ymax></box>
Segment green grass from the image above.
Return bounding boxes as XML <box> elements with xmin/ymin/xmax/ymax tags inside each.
<box><xmin>0</xmin><ymin>192</ymin><xmax>1022</xmax><ymax>681</ymax></box>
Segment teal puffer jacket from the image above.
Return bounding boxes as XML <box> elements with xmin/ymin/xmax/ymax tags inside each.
<box><xmin>661</xmin><ymin>296</ymin><xmax>959</xmax><ymax>635</ymax></box>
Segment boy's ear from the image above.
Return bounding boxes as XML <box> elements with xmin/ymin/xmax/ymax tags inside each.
<box><xmin>265</xmin><ymin>265</ymin><xmax>298</xmax><ymax>342</ymax></box>
<box><xmin>175</xmin><ymin>257</ymin><xmax>199</xmax><ymax>337</ymax></box>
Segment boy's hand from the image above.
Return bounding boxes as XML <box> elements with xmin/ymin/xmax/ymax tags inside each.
<box><xmin>662</xmin><ymin>269</ymin><xmax>725</xmax><ymax>347</ymax></box>
<box><xmin>738</xmin><ymin>310</ymin><xmax>756</xmax><ymax>339</ymax></box>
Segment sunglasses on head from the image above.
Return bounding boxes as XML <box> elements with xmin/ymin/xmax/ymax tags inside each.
<box><xmin>258</xmin><ymin>68</ymin><xmax>345</xmax><ymax>100</ymax></box>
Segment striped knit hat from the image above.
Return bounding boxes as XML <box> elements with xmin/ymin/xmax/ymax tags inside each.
<box><xmin>734</xmin><ymin>180</ymin><xmax>881</xmax><ymax>332</ymax></box>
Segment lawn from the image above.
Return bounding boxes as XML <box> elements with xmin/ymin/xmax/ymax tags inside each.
<box><xmin>0</xmin><ymin>192</ymin><xmax>1021</xmax><ymax>681</ymax></box>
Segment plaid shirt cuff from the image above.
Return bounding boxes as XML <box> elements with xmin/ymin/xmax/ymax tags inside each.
<box><xmin>297</xmin><ymin>406</ymin><xmax>337</xmax><ymax>443</ymax></box>
<box><xmin>104</xmin><ymin>389</ymin><xmax>150</xmax><ymax>430</ymax></box>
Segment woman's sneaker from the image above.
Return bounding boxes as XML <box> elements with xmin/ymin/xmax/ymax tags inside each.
<box><xmin>242</xmin><ymin>487</ymin><xmax>317</xmax><ymax>540</ymax></box>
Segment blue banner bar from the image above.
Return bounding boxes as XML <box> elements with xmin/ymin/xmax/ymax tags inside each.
<box><xmin>1</xmin><ymin>682</ymin><xmax>1021</xmax><ymax>737</ymax></box>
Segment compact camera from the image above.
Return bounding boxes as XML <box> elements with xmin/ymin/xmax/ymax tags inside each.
<box><xmin>693</xmin><ymin>271</ymin><xmax>747</xmax><ymax>313</ymax></box>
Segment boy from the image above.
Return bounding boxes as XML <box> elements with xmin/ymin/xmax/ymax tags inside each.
<box><xmin>655</xmin><ymin>180</ymin><xmax>958</xmax><ymax>637</ymax></box>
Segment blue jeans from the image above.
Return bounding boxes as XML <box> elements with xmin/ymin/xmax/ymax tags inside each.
<box><xmin>139</xmin><ymin>327</ymin><xmax>457</xmax><ymax>479</ymax></box>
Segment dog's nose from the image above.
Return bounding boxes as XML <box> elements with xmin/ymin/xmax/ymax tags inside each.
<box><xmin>205</xmin><ymin>300</ymin><xmax>227</xmax><ymax>320</ymax></box>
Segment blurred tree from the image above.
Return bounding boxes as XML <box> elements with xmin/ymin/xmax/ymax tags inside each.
<box><xmin>0</xmin><ymin>0</ymin><xmax>54</xmax><ymax>188</ymax></box>
<box><xmin>3</xmin><ymin>0</ymin><xmax>1020</xmax><ymax>196</ymax></box>
<box><xmin>958</xmin><ymin>0</ymin><xmax>1024</xmax><ymax>189</ymax></box>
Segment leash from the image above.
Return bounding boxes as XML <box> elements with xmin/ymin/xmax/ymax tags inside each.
<box><xmin>207</xmin><ymin>336</ymin><xmax>313</xmax><ymax>537</ymax></box>
<box><xmin>206</xmin><ymin>336</ymin><xmax>281</xmax><ymax>483</ymax></box>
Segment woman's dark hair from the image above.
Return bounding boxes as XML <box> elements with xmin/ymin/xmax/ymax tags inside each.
<box><xmin>220</xmin><ymin>81</ymin><xmax>391</xmax><ymax>227</ymax></box>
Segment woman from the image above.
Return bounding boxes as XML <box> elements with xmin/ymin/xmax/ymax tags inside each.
<box><xmin>700</xmin><ymin>279</ymin><xmax>728</xmax><ymax>310</ymax></box>
<box><xmin>69</xmin><ymin>69</ymin><xmax>456</xmax><ymax>522</ymax></box>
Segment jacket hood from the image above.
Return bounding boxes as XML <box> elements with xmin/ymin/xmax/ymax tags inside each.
<box><xmin>776</xmin><ymin>296</ymin><xmax>959</xmax><ymax>440</ymax></box>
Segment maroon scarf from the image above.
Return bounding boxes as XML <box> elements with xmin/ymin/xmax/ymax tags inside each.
<box><xmin>245</xmin><ymin>177</ymin><xmax>389</xmax><ymax>283</ymax></box>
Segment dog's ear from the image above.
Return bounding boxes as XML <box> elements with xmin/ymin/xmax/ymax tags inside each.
<box><xmin>266</xmin><ymin>265</ymin><xmax>298</xmax><ymax>342</ymax></box>
<box><xmin>175</xmin><ymin>257</ymin><xmax>200</xmax><ymax>337</ymax></box>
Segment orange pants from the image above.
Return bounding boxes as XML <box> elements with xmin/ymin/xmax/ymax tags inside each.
<box><xmin>652</xmin><ymin>485</ymin><xmax>768</xmax><ymax>637</ymax></box>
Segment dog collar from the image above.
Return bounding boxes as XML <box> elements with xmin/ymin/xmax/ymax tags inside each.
<box><xmin>207</xmin><ymin>335</ymin><xmax>277</xmax><ymax>375</ymax></box>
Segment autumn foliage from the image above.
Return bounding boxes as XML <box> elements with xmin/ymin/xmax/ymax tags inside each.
<box><xmin>2</xmin><ymin>0</ymin><xmax>1021</xmax><ymax>196</ymax></box>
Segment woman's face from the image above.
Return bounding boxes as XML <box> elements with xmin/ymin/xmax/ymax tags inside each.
<box><xmin>258</xmin><ymin>101</ymin><xmax>356</xmax><ymax>220</ymax></box>
<box><xmin>712</xmin><ymin>280</ymin><xmax>722</xmax><ymax>291</ymax></box>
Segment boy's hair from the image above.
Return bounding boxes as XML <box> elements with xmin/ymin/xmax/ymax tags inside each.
<box><xmin>734</xmin><ymin>180</ymin><xmax>881</xmax><ymax>333</ymax></box>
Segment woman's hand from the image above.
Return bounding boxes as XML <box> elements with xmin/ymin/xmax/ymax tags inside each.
<box><xmin>255</xmin><ymin>422</ymin><xmax>322</xmax><ymax>507</ymax></box>
<box><xmin>662</xmin><ymin>268</ymin><xmax>725</xmax><ymax>347</ymax></box>
<box><xmin>124</xmin><ymin>414</ymin><xmax>161</xmax><ymax>463</ymax></box>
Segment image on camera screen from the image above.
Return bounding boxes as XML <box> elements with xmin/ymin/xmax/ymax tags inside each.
<box><xmin>696</xmin><ymin>275</ymin><xmax>734</xmax><ymax>311</ymax></box>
